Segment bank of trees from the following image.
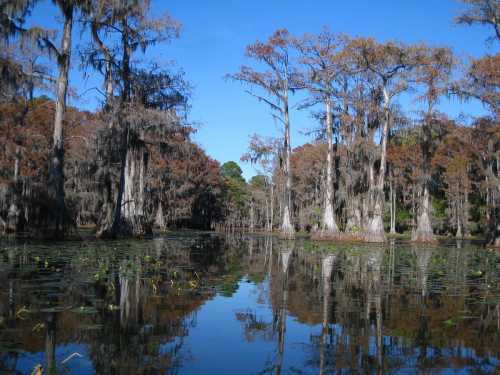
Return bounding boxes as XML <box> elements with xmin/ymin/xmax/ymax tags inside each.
<box><xmin>231</xmin><ymin>1</ymin><xmax>499</xmax><ymax>245</ymax></box>
<box><xmin>0</xmin><ymin>0</ymin><xmax>498</xmax><ymax>245</ymax></box>
<box><xmin>0</xmin><ymin>0</ymin><xmax>228</xmax><ymax>237</ymax></box>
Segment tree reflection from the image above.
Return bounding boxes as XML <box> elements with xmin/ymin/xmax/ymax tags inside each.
<box><xmin>0</xmin><ymin>236</ymin><xmax>498</xmax><ymax>374</ymax></box>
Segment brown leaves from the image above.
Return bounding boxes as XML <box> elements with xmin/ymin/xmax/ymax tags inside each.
<box><xmin>455</xmin><ymin>0</ymin><xmax>500</xmax><ymax>42</ymax></box>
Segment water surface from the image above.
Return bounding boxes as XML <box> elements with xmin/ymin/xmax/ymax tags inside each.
<box><xmin>0</xmin><ymin>233</ymin><xmax>499</xmax><ymax>374</ymax></box>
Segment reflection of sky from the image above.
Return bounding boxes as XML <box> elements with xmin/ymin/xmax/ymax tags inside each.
<box><xmin>172</xmin><ymin>279</ymin><xmax>331</xmax><ymax>374</ymax></box>
<box><xmin>166</xmin><ymin>278</ymin><xmax>499</xmax><ymax>375</ymax></box>
<box><xmin>177</xmin><ymin>281</ymin><xmax>280</xmax><ymax>374</ymax></box>
<box><xmin>2</xmin><ymin>276</ymin><xmax>499</xmax><ymax>374</ymax></box>
<box><xmin>5</xmin><ymin>343</ymin><xmax>93</xmax><ymax>375</ymax></box>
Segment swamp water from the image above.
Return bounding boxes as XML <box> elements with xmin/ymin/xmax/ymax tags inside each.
<box><xmin>0</xmin><ymin>232</ymin><xmax>499</xmax><ymax>374</ymax></box>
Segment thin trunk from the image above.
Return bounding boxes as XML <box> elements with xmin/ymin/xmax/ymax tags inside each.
<box><xmin>389</xmin><ymin>178</ymin><xmax>396</xmax><ymax>234</ymax></box>
<box><xmin>91</xmin><ymin>21</ymin><xmax>114</xmax><ymax>117</ymax></box>
<box><xmin>7</xmin><ymin>147</ymin><xmax>21</xmax><ymax>232</ymax></box>
<box><xmin>265</xmin><ymin>197</ymin><xmax>270</xmax><ymax>231</ymax></box>
<box><xmin>50</xmin><ymin>5</ymin><xmax>73</xmax><ymax>237</ymax></box>
<box><xmin>487</xmin><ymin>150</ymin><xmax>500</xmax><ymax>247</ymax></box>
<box><xmin>392</xmin><ymin>183</ymin><xmax>397</xmax><ymax>233</ymax></box>
<box><xmin>92</xmin><ymin>21</ymin><xmax>116</xmax><ymax>236</ymax></box>
<box><xmin>464</xmin><ymin>188</ymin><xmax>470</xmax><ymax>237</ymax></box>
<box><xmin>249</xmin><ymin>199</ymin><xmax>255</xmax><ymax>232</ymax></box>
<box><xmin>456</xmin><ymin>196</ymin><xmax>463</xmax><ymax>238</ymax></box>
<box><xmin>270</xmin><ymin>182</ymin><xmax>274</xmax><ymax>232</ymax></box>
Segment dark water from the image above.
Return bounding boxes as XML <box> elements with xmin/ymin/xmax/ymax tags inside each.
<box><xmin>0</xmin><ymin>233</ymin><xmax>499</xmax><ymax>374</ymax></box>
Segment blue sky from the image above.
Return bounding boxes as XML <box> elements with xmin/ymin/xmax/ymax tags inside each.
<box><xmin>29</xmin><ymin>0</ymin><xmax>498</xmax><ymax>180</ymax></box>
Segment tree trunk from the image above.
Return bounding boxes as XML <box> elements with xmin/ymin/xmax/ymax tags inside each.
<box><xmin>249</xmin><ymin>199</ymin><xmax>255</xmax><ymax>232</ymax></box>
<box><xmin>412</xmin><ymin>186</ymin><xmax>435</xmax><ymax>242</ymax></box>
<box><xmin>155</xmin><ymin>201</ymin><xmax>167</xmax><ymax>231</ymax></box>
<box><xmin>281</xmin><ymin>96</ymin><xmax>295</xmax><ymax>239</ymax></box>
<box><xmin>7</xmin><ymin>147</ymin><xmax>21</xmax><ymax>232</ymax></box>
<box><xmin>270</xmin><ymin>181</ymin><xmax>274</xmax><ymax>232</ymax></box>
<box><xmin>121</xmin><ymin>148</ymin><xmax>150</xmax><ymax>236</ymax></box>
<box><xmin>412</xmin><ymin>116</ymin><xmax>435</xmax><ymax>243</ymax></box>
<box><xmin>493</xmin><ymin>155</ymin><xmax>500</xmax><ymax>246</ymax></box>
<box><xmin>464</xmin><ymin>188</ymin><xmax>471</xmax><ymax>237</ymax></box>
<box><xmin>389</xmin><ymin>178</ymin><xmax>396</xmax><ymax>234</ymax></box>
<box><xmin>100</xmin><ymin>20</ymin><xmax>135</xmax><ymax>238</ymax></box>
<box><xmin>320</xmin><ymin>99</ymin><xmax>339</xmax><ymax>237</ymax></box>
<box><xmin>456</xmin><ymin>197</ymin><xmax>463</xmax><ymax>239</ymax></box>
<box><xmin>365</xmin><ymin>87</ymin><xmax>389</xmax><ymax>242</ymax></box>
<box><xmin>265</xmin><ymin>196</ymin><xmax>270</xmax><ymax>231</ymax></box>
<box><xmin>346</xmin><ymin>196</ymin><xmax>362</xmax><ymax>233</ymax></box>
<box><xmin>49</xmin><ymin>5</ymin><xmax>73</xmax><ymax>237</ymax></box>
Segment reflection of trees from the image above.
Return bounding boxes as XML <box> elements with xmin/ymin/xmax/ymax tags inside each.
<box><xmin>319</xmin><ymin>254</ymin><xmax>334</xmax><ymax>375</ymax></box>
<box><xmin>275</xmin><ymin>243</ymin><xmax>500</xmax><ymax>374</ymax></box>
<box><xmin>274</xmin><ymin>243</ymin><xmax>293</xmax><ymax>375</ymax></box>
<box><xmin>0</xmin><ymin>235</ymin><xmax>241</xmax><ymax>374</ymax></box>
<box><xmin>413</xmin><ymin>246</ymin><xmax>434</xmax><ymax>298</ymax></box>
<box><xmin>0</xmin><ymin>236</ymin><xmax>499</xmax><ymax>374</ymax></box>
<box><xmin>45</xmin><ymin>313</ymin><xmax>57</xmax><ymax>375</ymax></box>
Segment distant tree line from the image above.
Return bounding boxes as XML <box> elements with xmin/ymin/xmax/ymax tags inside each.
<box><xmin>226</xmin><ymin>0</ymin><xmax>499</xmax><ymax>246</ymax></box>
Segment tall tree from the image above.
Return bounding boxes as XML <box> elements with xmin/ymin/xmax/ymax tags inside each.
<box><xmin>454</xmin><ymin>3</ymin><xmax>499</xmax><ymax>246</ymax></box>
<box><xmin>294</xmin><ymin>30</ymin><xmax>349</xmax><ymax>237</ymax></box>
<box><xmin>36</xmin><ymin>0</ymin><xmax>80</xmax><ymax>236</ymax></box>
<box><xmin>349</xmin><ymin>38</ymin><xmax>421</xmax><ymax>242</ymax></box>
<box><xmin>412</xmin><ymin>46</ymin><xmax>454</xmax><ymax>242</ymax></box>
<box><xmin>229</xmin><ymin>29</ymin><xmax>302</xmax><ymax>239</ymax></box>
<box><xmin>83</xmin><ymin>0</ymin><xmax>181</xmax><ymax>237</ymax></box>
<box><xmin>242</xmin><ymin>134</ymin><xmax>280</xmax><ymax>231</ymax></box>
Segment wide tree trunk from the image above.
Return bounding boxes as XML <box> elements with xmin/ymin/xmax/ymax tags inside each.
<box><xmin>121</xmin><ymin>147</ymin><xmax>150</xmax><ymax>236</ymax></box>
<box><xmin>99</xmin><ymin>20</ymin><xmax>144</xmax><ymax>239</ymax></box>
<box><xmin>155</xmin><ymin>202</ymin><xmax>167</xmax><ymax>231</ymax></box>
<box><xmin>49</xmin><ymin>5</ymin><xmax>73</xmax><ymax>237</ymax></box>
<box><xmin>412</xmin><ymin>117</ymin><xmax>435</xmax><ymax>243</ymax></box>
<box><xmin>320</xmin><ymin>99</ymin><xmax>340</xmax><ymax>237</ymax></box>
<box><xmin>412</xmin><ymin>186</ymin><xmax>435</xmax><ymax>242</ymax></box>
<box><xmin>346</xmin><ymin>201</ymin><xmax>362</xmax><ymax>233</ymax></box>
<box><xmin>281</xmin><ymin>99</ymin><xmax>295</xmax><ymax>239</ymax></box>
<box><xmin>365</xmin><ymin>88</ymin><xmax>389</xmax><ymax>242</ymax></box>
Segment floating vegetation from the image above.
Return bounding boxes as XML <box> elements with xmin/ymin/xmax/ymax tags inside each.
<box><xmin>71</xmin><ymin>306</ymin><xmax>98</xmax><ymax>315</ymax></box>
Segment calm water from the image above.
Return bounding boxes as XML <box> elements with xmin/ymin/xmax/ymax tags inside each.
<box><xmin>0</xmin><ymin>233</ymin><xmax>499</xmax><ymax>374</ymax></box>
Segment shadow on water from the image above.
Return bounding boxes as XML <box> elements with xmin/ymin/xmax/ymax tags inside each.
<box><xmin>0</xmin><ymin>233</ymin><xmax>499</xmax><ymax>374</ymax></box>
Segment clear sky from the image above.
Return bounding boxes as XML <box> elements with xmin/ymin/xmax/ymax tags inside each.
<box><xmin>29</xmin><ymin>0</ymin><xmax>498</xmax><ymax>180</ymax></box>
